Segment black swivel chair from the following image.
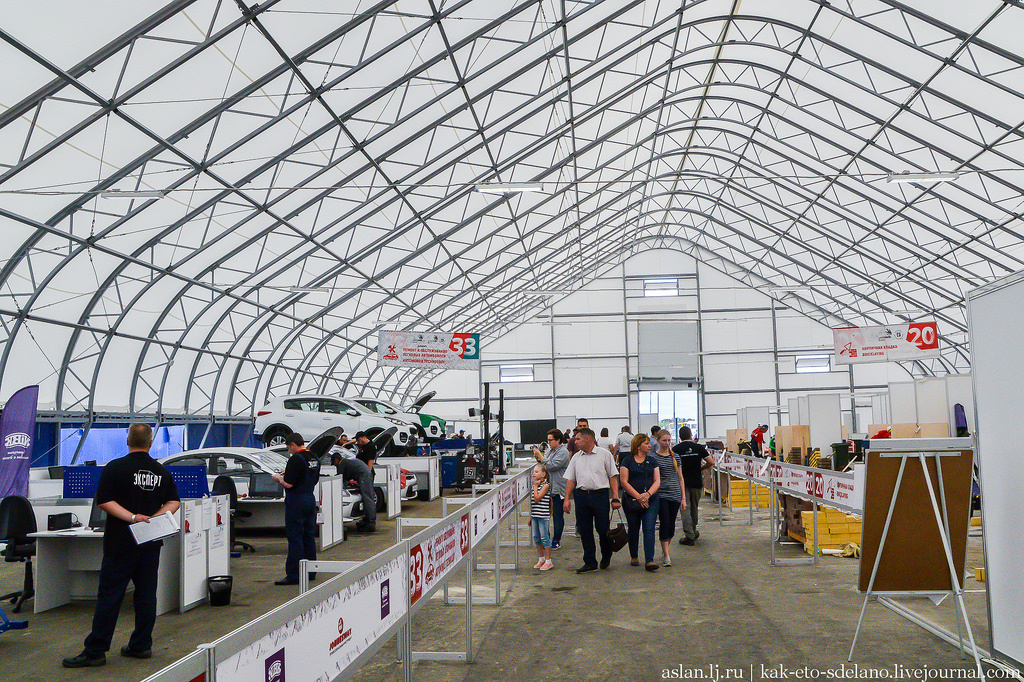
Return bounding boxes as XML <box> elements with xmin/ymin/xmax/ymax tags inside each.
<box><xmin>211</xmin><ymin>475</ymin><xmax>255</xmax><ymax>553</ymax></box>
<box><xmin>0</xmin><ymin>495</ymin><xmax>37</xmax><ymax>613</ymax></box>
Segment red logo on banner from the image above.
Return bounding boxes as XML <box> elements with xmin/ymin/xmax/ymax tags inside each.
<box><xmin>460</xmin><ymin>513</ymin><xmax>470</xmax><ymax>556</ymax></box>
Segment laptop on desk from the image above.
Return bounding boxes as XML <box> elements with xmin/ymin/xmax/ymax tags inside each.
<box><xmin>247</xmin><ymin>473</ymin><xmax>283</xmax><ymax>499</ymax></box>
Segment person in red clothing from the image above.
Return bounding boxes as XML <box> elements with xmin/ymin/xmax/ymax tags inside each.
<box><xmin>750</xmin><ymin>425</ymin><xmax>768</xmax><ymax>457</ymax></box>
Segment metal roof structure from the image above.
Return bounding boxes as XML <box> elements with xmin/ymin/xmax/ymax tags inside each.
<box><xmin>2</xmin><ymin>0</ymin><xmax>1023</xmax><ymax>417</ymax></box>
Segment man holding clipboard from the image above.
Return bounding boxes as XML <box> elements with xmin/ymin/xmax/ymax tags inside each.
<box><xmin>63</xmin><ymin>424</ymin><xmax>181</xmax><ymax>668</ymax></box>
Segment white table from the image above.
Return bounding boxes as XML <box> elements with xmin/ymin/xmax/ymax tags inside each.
<box><xmin>29</xmin><ymin>528</ymin><xmax>181</xmax><ymax>615</ymax></box>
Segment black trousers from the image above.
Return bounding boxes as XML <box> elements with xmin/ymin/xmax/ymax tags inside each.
<box><xmin>284</xmin><ymin>493</ymin><xmax>317</xmax><ymax>580</ymax></box>
<box><xmin>84</xmin><ymin>543</ymin><xmax>162</xmax><ymax>656</ymax></box>
<box><xmin>573</xmin><ymin>488</ymin><xmax>611</xmax><ymax>567</ymax></box>
<box><xmin>658</xmin><ymin>497</ymin><xmax>681</xmax><ymax>541</ymax></box>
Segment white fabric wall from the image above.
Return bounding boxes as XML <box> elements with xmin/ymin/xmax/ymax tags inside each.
<box><xmin>421</xmin><ymin>248</ymin><xmax>922</xmax><ymax>440</ymax></box>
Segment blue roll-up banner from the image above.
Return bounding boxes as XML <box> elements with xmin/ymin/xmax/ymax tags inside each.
<box><xmin>0</xmin><ymin>385</ymin><xmax>39</xmax><ymax>498</ymax></box>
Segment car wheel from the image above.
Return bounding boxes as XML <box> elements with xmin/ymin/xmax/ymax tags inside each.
<box><xmin>375</xmin><ymin>487</ymin><xmax>386</xmax><ymax>513</ymax></box>
<box><xmin>263</xmin><ymin>426</ymin><xmax>291</xmax><ymax>447</ymax></box>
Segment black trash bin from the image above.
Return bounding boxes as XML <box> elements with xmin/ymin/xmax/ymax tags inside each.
<box><xmin>207</xmin><ymin>575</ymin><xmax>233</xmax><ymax>607</ymax></box>
<box><xmin>831</xmin><ymin>442</ymin><xmax>851</xmax><ymax>470</ymax></box>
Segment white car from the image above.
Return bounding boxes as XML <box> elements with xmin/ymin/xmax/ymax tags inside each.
<box><xmin>352</xmin><ymin>392</ymin><xmax>445</xmax><ymax>443</ymax></box>
<box><xmin>159</xmin><ymin>446</ymin><xmax>362</xmax><ymax>521</ymax></box>
<box><xmin>254</xmin><ymin>395</ymin><xmax>417</xmax><ymax>455</ymax></box>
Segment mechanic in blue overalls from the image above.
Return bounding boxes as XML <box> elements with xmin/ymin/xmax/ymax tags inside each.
<box><xmin>272</xmin><ymin>433</ymin><xmax>321</xmax><ymax>586</ymax></box>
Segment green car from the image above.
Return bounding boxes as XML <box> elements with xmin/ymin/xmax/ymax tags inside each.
<box><xmin>353</xmin><ymin>392</ymin><xmax>447</xmax><ymax>443</ymax></box>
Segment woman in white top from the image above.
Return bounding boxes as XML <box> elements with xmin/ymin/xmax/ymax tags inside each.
<box><xmin>597</xmin><ymin>427</ymin><xmax>615</xmax><ymax>453</ymax></box>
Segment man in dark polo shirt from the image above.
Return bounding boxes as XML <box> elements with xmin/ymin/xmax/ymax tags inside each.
<box><xmin>272</xmin><ymin>433</ymin><xmax>321</xmax><ymax>585</ymax></box>
<box><xmin>673</xmin><ymin>426</ymin><xmax>715</xmax><ymax>546</ymax></box>
<box><xmin>329</xmin><ymin>431</ymin><xmax>377</xmax><ymax>533</ymax></box>
<box><xmin>63</xmin><ymin>424</ymin><xmax>180</xmax><ymax>668</ymax></box>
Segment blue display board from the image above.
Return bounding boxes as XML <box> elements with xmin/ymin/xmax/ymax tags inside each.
<box><xmin>63</xmin><ymin>464</ymin><xmax>208</xmax><ymax>499</ymax></box>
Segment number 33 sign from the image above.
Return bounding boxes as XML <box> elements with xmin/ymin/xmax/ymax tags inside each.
<box><xmin>449</xmin><ymin>333</ymin><xmax>480</xmax><ymax>360</ymax></box>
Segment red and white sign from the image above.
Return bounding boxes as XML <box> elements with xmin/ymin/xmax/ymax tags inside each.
<box><xmin>409</xmin><ymin>512</ymin><xmax>470</xmax><ymax>606</ymax></box>
<box><xmin>378</xmin><ymin>331</ymin><xmax>480</xmax><ymax>369</ymax></box>
<box><xmin>833</xmin><ymin>322</ymin><xmax>940</xmax><ymax>365</ymax></box>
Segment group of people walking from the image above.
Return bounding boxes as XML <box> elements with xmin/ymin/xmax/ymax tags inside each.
<box><xmin>530</xmin><ymin>420</ymin><xmax>714</xmax><ymax>573</ymax></box>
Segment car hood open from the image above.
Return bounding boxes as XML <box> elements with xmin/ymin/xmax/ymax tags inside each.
<box><xmin>405</xmin><ymin>390</ymin><xmax>436</xmax><ymax>413</ymax></box>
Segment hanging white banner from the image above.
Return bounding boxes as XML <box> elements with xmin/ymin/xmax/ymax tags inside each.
<box><xmin>833</xmin><ymin>322</ymin><xmax>939</xmax><ymax>364</ymax></box>
<box><xmin>377</xmin><ymin>330</ymin><xmax>480</xmax><ymax>369</ymax></box>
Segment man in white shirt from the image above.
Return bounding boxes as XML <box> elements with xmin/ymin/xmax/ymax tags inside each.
<box><xmin>614</xmin><ymin>426</ymin><xmax>633</xmax><ymax>459</ymax></box>
<box><xmin>563</xmin><ymin>428</ymin><xmax>621</xmax><ymax>573</ymax></box>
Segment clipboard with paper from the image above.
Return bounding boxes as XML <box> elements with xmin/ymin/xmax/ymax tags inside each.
<box><xmin>129</xmin><ymin>511</ymin><xmax>180</xmax><ymax>545</ymax></box>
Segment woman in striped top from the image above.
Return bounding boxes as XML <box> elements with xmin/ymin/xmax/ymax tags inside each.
<box><xmin>651</xmin><ymin>429</ymin><xmax>686</xmax><ymax>566</ymax></box>
<box><xmin>530</xmin><ymin>464</ymin><xmax>553</xmax><ymax>570</ymax></box>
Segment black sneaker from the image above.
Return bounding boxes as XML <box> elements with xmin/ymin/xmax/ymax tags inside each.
<box><xmin>680</xmin><ymin>538</ymin><xmax>695</xmax><ymax>546</ymax></box>
<box><xmin>599</xmin><ymin>556</ymin><xmax>611</xmax><ymax>570</ymax></box>
<box><xmin>120</xmin><ymin>646</ymin><xmax>152</xmax><ymax>659</ymax></box>
<box><xmin>274</xmin><ymin>577</ymin><xmax>299</xmax><ymax>586</ymax></box>
<box><xmin>63</xmin><ymin>653</ymin><xmax>106</xmax><ymax>668</ymax></box>
<box><xmin>694</xmin><ymin>530</ymin><xmax>700</xmax><ymax>540</ymax></box>
<box><xmin>575</xmin><ymin>564</ymin><xmax>599</xmax><ymax>574</ymax></box>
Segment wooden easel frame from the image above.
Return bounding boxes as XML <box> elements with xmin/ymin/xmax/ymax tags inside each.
<box><xmin>849</xmin><ymin>446</ymin><xmax>982</xmax><ymax>676</ymax></box>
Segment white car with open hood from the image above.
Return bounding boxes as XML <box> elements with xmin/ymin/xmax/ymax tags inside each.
<box><xmin>254</xmin><ymin>394</ymin><xmax>417</xmax><ymax>455</ymax></box>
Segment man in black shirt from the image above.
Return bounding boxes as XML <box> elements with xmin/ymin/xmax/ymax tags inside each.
<box><xmin>271</xmin><ymin>433</ymin><xmax>321</xmax><ymax>586</ymax></box>
<box><xmin>63</xmin><ymin>424</ymin><xmax>181</xmax><ymax>668</ymax></box>
<box><xmin>672</xmin><ymin>426</ymin><xmax>715</xmax><ymax>546</ymax></box>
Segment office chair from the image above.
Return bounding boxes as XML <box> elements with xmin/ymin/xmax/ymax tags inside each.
<box><xmin>0</xmin><ymin>495</ymin><xmax>37</xmax><ymax>613</ymax></box>
<box><xmin>211</xmin><ymin>476</ymin><xmax>255</xmax><ymax>553</ymax></box>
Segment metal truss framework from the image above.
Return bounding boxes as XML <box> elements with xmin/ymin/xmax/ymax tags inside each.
<box><xmin>1</xmin><ymin>0</ymin><xmax>1023</xmax><ymax>417</ymax></box>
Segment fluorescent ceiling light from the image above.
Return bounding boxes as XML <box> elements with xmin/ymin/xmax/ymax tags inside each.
<box><xmin>286</xmin><ymin>286</ymin><xmax>331</xmax><ymax>293</ymax></box>
<box><xmin>768</xmin><ymin>285</ymin><xmax>811</xmax><ymax>292</ymax></box>
<box><xmin>885</xmin><ymin>171</ymin><xmax>960</xmax><ymax>184</ymax></box>
<box><xmin>520</xmin><ymin>290</ymin><xmax>570</xmax><ymax>296</ymax></box>
<box><xmin>99</xmin><ymin>189</ymin><xmax>166</xmax><ymax>198</ymax></box>
<box><xmin>475</xmin><ymin>182</ymin><xmax>546</xmax><ymax>194</ymax></box>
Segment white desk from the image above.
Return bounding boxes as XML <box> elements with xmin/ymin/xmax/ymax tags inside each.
<box><xmin>29</xmin><ymin>529</ymin><xmax>181</xmax><ymax>615</ymax></box>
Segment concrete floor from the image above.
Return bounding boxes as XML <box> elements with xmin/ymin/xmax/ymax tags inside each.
<box><xmin>0</xmin><ymin>495</ymin><xmax>991</xmax><ymax>682</ymax></box>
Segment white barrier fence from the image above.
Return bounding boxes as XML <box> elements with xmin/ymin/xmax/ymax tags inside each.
<box><xmin>711</xmin><ymin>451</ymin><xmax>864</xmax><ymax>566</ymax></box>
<box><xmin>141</xmin><ymin>466</ymin><xmax>533</xmax><ymax>682</ymax></box>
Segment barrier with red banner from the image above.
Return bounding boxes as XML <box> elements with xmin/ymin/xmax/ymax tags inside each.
<box><xmin>713</xmin><ymin>452</ymin><xmax>862</xmax><ymax>513</ymax></box>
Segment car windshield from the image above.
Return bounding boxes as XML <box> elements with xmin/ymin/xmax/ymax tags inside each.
<box><xmin>246</xmin><ymin>450</ymin><xmax>291</xmax><ymax>471</ymax></box>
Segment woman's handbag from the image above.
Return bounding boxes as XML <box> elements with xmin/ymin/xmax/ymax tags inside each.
<box><xmin>606</xmin><ymin>509</ymin><xmax>628</xmax><ymax>552</ymax></box>
<box><xmin>622</xmin><ymin>495</ymin><xmax>644</xmax><ymax>513</ymax></box>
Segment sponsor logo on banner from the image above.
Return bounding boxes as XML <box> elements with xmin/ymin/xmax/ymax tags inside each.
<box><xmin>380</xmin><ymin>579</ymin><xmax>391</xmax><ymax>619</ymax></box>
<box><xmin>265</xmin><ymin>649</ymin><xmax>285</xmax><ymax>682</ymax></box>
<box><xmin>328</xmin><ymin>617</ymin><xmax>353</xmax><ymax>655</ymax></box>
<box><xmin>377</xmin><ymin>330</ymin><xmax>480</xmax><ymax>370</ymax></box>
<box><xmin>4</xmin><ymin>433</ymin><xmax>30</xmax><ymax>449</ymax></box>
<box><xmin>410</xmin><ymin>512</ymin><xmax>471</xmax><ymax>605</ymax></box>
<box><xmin>833</xmin><ymin>322</ymin><xmax>939</xmax><ymax>364</ymax></box>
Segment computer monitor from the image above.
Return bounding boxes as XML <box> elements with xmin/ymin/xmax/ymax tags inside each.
<box><xmin>248</xmin><ymin>473</ymin><xmax>283</xmax><ymax>498</ymax></box>
<box><xmin>48</xmin><ymin>465</ymin><xmax>65</xmax><ymax>479</ymax></box>
<box><xmin>88</xmin><ymin>498</ymin><xmax>107</xmax><ymax>531</ymax></box>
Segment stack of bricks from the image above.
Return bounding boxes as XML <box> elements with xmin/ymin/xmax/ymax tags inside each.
<box><xmin>787</xmin><ymin>448</ymin><xmax>802</xmax><ymax>465</ymax></box>
<box><xmin>800</xmin><ymin>508</ymin><xmax>863</xmax><ymax>554</ymax></box>
<box><xmin>783</xmin><ymin>495</ymin><xmax>814</xmax><ymax>542</ymax></box>
<box><xmin>728</xmin><ymin>479</ymin><xmax>771</xmax><ymax>508</ymax></box>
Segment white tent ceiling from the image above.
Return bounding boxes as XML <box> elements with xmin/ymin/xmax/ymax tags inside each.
<box><xmin>1</xmin><ymin>0</ymin><xmax>1022</xmax><ymax>415</ymax></box>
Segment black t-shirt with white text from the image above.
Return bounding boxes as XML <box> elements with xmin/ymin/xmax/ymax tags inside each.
<box><xmin>94</xmin><ymin>451</ymin><xmax>180</xmax><ymax>555</ymax></box>
<box><xmin>283</xmin><ymin>449</ymin><xmax>321</xmax><ymax>497</ymax></box>
<box><xmin>672</xmin><ymin>441</ymin><xmax>711</xmax><ymax>489</ymax></box>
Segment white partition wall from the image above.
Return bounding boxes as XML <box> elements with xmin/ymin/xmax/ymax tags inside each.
<box><xmin>888</xmin><ymin>382</ymin><xmax>917</xmax><ymax>423</ymax></box>
<box><xmin>806</xmin><ymin>393</ymin><xmax>842</xmax><ymax>452</ymax></box>
<box><xmin>968</xmin><ymin>271</ymin><xmax>1024</xmax><ymax>672</ymax></box>
<box><xmin>915</xmin><ymin>377</ymin><xmax>949</xmax><ymax>424</ymax></box>
<box><xmin>945</xmin><ymin>374</ymin><xmax>975</xmax><ymax>434</ymax></box>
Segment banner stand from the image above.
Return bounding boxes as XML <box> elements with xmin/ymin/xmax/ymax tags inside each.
<box><xmin>395</xmin><ymin>517</ymin><xmax>471</xmax><ymax>672</ymax></box>
<box><xmin>848</xmin><ymin>447</ymin><xmax>982</xmax><ymax>677</ymax></box>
